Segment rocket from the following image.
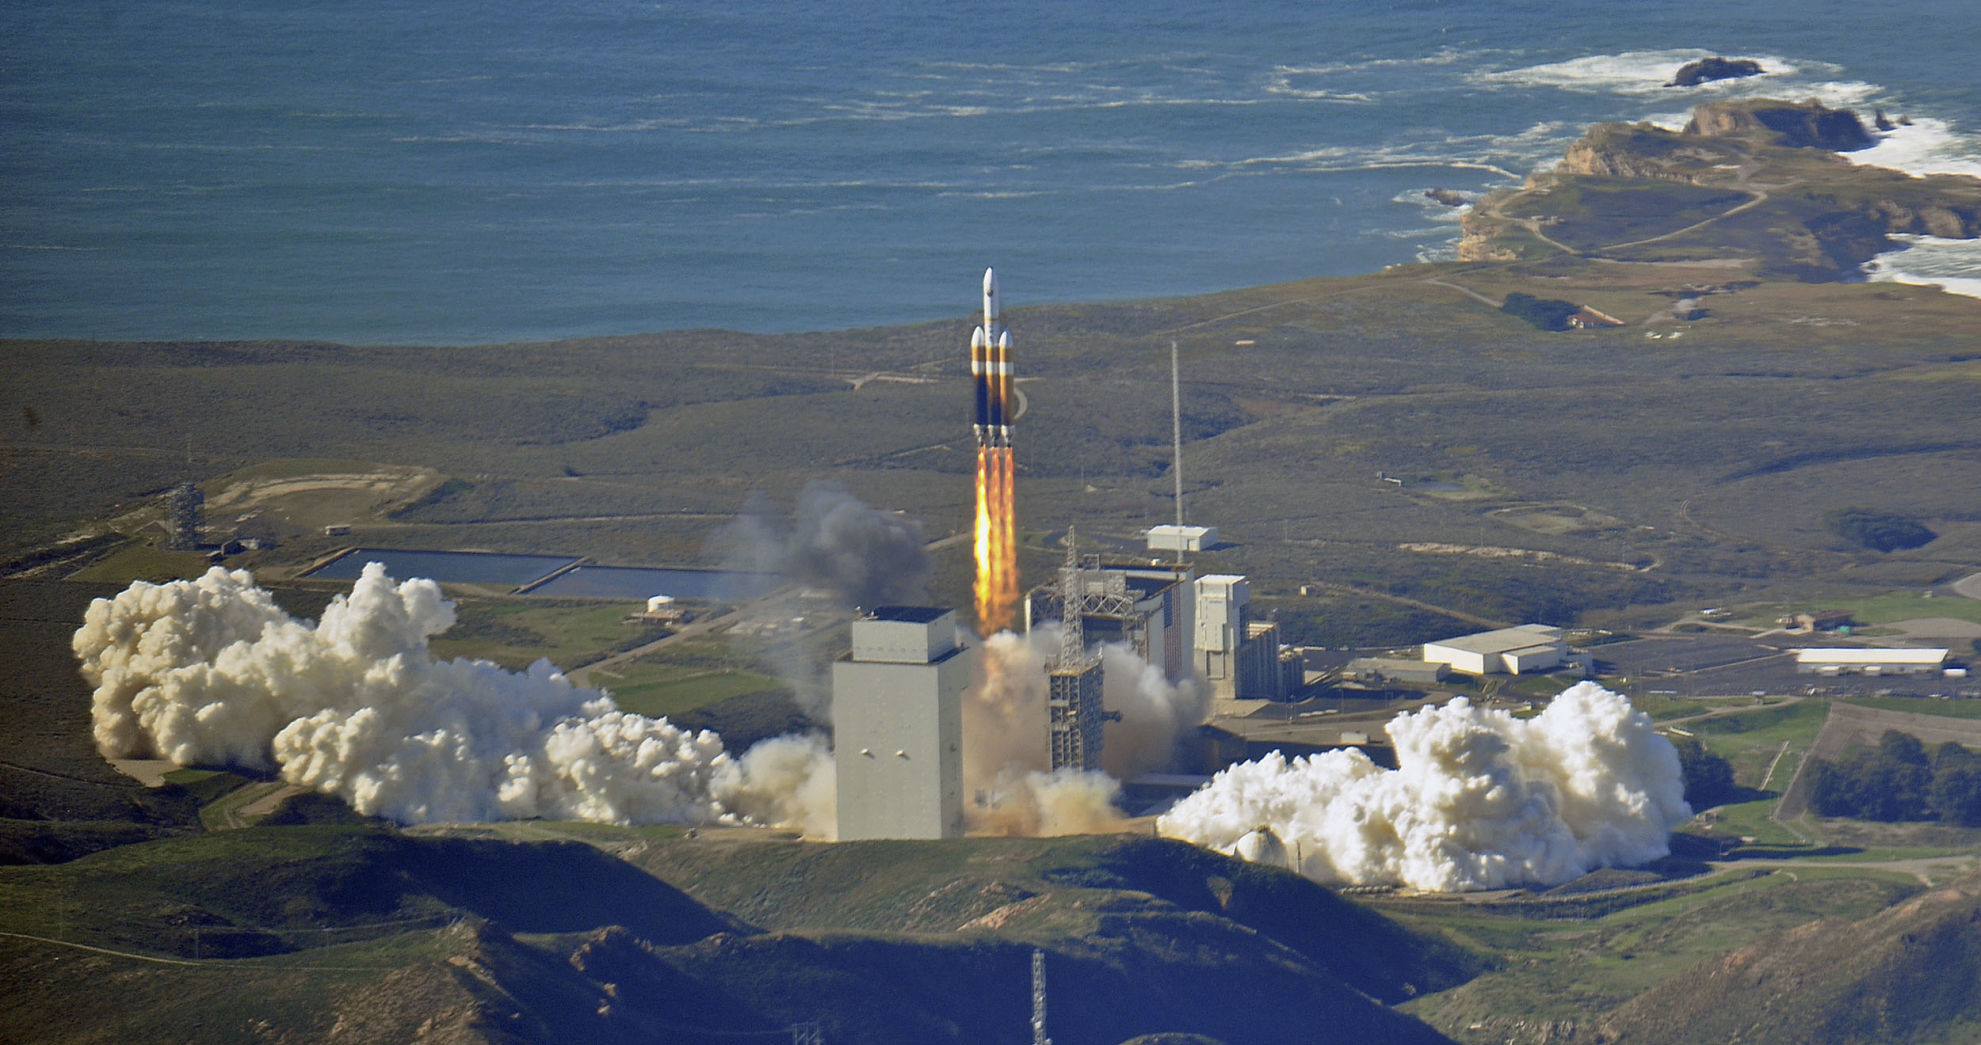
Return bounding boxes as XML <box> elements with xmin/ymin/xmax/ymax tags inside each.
<box><xmin>971</xmin><ymin>267</ymin><xmax>1013</xmax><ymax>447</ymax></box>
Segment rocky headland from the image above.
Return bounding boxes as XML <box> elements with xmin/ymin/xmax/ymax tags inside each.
<box><xmin>1459</xmin><ymin>98</ymin><xmax>1981</xmax><ymax>280</ymax></box>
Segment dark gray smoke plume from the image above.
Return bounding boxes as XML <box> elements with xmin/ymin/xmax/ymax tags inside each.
<box><xmin>718</xmin><ymin>481</ymin><xmax>929</xmax><ymax>608</ymax></box>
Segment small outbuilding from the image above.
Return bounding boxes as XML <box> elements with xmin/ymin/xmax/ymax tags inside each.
<box><xmin>1147</xmin><ymin>524</ymin><xmax>1217</xmax><ymax>553</ymax></box>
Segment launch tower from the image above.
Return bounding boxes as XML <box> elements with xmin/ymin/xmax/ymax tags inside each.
<box><xmin>1045</xmin><ymin>531</ymin><xmax>1108</xmax><ymax>772</ymax></box>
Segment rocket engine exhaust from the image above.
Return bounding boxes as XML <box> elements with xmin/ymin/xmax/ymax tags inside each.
<box><xmin>972</xmin><ymin>268</ymin><xmax>1019</xmax><ymax>634</ymax></box>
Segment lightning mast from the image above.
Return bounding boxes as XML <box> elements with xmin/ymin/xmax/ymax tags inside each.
<box><xmin>1170</xmin><ymin>340</ymin><xmax>1184</xmax><ymax>565</ymax></box>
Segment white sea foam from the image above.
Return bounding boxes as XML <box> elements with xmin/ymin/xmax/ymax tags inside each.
<box><xmin>1865</xmin><ymin>234</ymin><xmax>1981</xmax><ymax>299</ymax></box>
<box><xmin>1392</xmin><ymin>188</ymin><xmax>1478</xmax><ymax>224</ymax></box>
<box><xmin>1471</xmin><ymin>49</ymin><xmax>1806</xmax><ymax>96</ymax></box>
<box><xmin>1850</xmin><ymin>117</ymin><xmax>1981</xmax><ymax>179</ymax></box>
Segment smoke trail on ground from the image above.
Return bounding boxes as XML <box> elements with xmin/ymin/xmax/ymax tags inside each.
<box><xmin>75</xmin><ymin>565</ymin><xmax>835</xmax><ymax>833</ymax></box>
<box><xmin>1157</xmin><ymin>683</ymin><xmax>1690</xmax><ymax>891</ymax></box>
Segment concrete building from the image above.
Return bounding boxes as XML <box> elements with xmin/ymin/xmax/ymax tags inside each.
<box><xmin>834</xmin><ymin>607</ymin><xmax>970</xmax><ymax>840</ymax></box>
<box><xmin>1795</xmin><ymin>647</ymin><xmax>1949</xmax><ymax>676</ymax></box>
<box><xmin>1422</xmin><ymin>624</ymin><xmax>1567</xmax><ymax>676</ymax></box>
<box><xmin>1196</xmin><ymin>574</ymin><xmax>1248</xmax><ymax>700</ymax></box>
<box><xmin>1194</xmin><ymin>575</ymin><xmax>1291</xmax><ymax>701</ymax></box>
<box><xmin>1343</xmin><ymin>657</ymin><xmax>1451</xmax><ymax>687</ymax></box>
<box><xmin>1025</xmin><ymin>560</ymin><xmax>1196</xmax><ymax>683</ymax></box>
<box><xmin>1146</xmin><ymin>524</ymin><xmax>1216</xmax><ymax>553</ymax></box>
<box><xmin>1242</xmin><ymin>620</ymin><xmax>1293</xmax><ymax>701</ymax></box>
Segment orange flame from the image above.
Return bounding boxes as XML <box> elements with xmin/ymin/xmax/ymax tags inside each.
<box><xmin>974</xmin><ymin>445</ymin><xmax>1018</xmax><ymax>634</ymax></box>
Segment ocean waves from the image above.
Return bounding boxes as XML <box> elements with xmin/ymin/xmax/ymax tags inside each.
<box><xmin>5</xmin><ymin>0</ymin><xmax>1980</xmax><ymax>341</ymax></box>
<box><xmin>1866</xmin><ymin>235</ymin><xmax>1981</xmax><ymax>299</ymax></box>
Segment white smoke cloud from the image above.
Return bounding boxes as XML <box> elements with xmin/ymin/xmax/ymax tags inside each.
<box><xmin>957</xmin><ymin>626</ymin><xmax>1202</xmax><ymax>835</ymax></box>
<box><xmin>1098</xmin><ymin>641</ymin><xmax>1205</xmax><ymax>780</ymax></box>
<box><xmin>960</xmin><ymin>628</ymin><xmax>1114</xmax><ymax>836</ymax></box>
<box><xmin>1157</xmin><ymin>683</ymin><xmax>1689</xmax><ymax>892</ymax></box>
<box><xmin>74</xmin><ymin>564</ymin><xmax>1209</xmax><ymax>843</ymax></box>
<box><xmin>74</xmin><ymin>565</ymin><xmax>834</xmax><ymax>833</ymax></box>
<box><xmin>971</xmin><ymin>766</ymin><xmax>1126</xmax><ymax>838</ymax></box>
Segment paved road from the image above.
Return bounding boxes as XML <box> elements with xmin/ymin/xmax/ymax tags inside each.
<box><xmin>1706</xmin><ymin>854</ymin><xmax>1979</xmax><ymax>886</ymax></box>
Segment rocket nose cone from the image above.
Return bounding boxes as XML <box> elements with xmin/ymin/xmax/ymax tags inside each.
<box><xmin>983</xmin><ymin>268</ymin><xmax>997</xmax><ymax>296</ymax></box>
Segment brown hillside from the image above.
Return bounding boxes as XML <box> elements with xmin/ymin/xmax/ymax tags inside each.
<box><xmin>1598</xmin><ymin>868</ymin><xmax>1981</xmax><ymax>1044</ymax></box>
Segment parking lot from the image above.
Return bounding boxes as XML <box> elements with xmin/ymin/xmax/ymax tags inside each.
<box><xmin>1595</xmin><ymin>634</ymin><xmax>1977</xmax><ymax>700</ymax></box>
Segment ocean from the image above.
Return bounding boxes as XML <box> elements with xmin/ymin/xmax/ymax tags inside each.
<box><xmin>4</xmin><ymin>0</ymin><xmax>1977</xmax><ymax>344</ymax></box>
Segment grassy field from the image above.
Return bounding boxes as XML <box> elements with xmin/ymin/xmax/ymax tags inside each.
<box><xmin>424</xmin><ymin>598</ymin><xmax>668</xmax><ymax>672</ymax></box>
<box><xmin>8</xmin><ymin>231</ymin><xmax>1981</xmax><ymax>648</ymax></box>
<box><xmin>1840</xmin><ymin>695</ymin><xmax>1981</xmax><ymax>719</ymax></box>
<box><xmin>593</xmin><ymin>663</ymin><xmax>787</xmax><ymax>720</ymax></box>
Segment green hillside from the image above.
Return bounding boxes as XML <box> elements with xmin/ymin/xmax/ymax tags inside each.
<box><xmin>0</xmin><ymin>826</ymin><xmax>1460</xmax><ymax>1044</ymax></box>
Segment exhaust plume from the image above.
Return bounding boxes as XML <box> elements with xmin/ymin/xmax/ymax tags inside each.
<box><xmin>1157</xmin><ymin>683</ymin><xmax>1689</xmax><ymax>891</ymax></box>
<box><xmin>75</xmin><ymin>565</ymin><xmax>834</xmax><ymax>833</ymax></box>
<box><xmin>973</xmin><ymin>446</ymin><xmax>1018</xmax><ymax>633</ymax></box>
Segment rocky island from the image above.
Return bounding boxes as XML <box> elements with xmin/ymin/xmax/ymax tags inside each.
<box><xmin>1664</xmin><ymin>56</ymin><xmax>1765</xmax><ymax>87</ymax></box>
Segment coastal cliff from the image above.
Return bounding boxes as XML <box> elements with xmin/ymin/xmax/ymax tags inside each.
<box><xmin>1459</xmin><ymin>99</ymin><xmax>1981</xmax><ymax>278</ymax></box>
<box><xmin>1685</xmin><ymin>98</ymin><xmax>1874</xmax><ymax>150</ymax></box>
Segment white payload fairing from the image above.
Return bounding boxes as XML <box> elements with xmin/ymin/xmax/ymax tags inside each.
<box><xmin>970</xmin><ymin>268</ymin><xmax>1013</xmax><ymax>447</ymax></box>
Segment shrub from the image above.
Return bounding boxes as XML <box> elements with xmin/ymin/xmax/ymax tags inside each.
<box><xmin>1500</xmin><ymin>292</ymin><xmax>1582</xmax><ymax>332</ymax></box>
<box><xmin>1825</xmin><ymin>507</ymin><xmax>1936</xmax><ymax>552</ymax></box>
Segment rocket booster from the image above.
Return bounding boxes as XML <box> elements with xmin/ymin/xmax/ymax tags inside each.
<box><xmin>972</xmin><ymin>268</ymin><xmax>1013</xmax><ymax>447</ymax></box>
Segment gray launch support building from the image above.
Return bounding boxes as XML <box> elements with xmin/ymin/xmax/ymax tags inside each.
<box><xmin>833</xmin><ymin>607</ymin><xmax>970</xmax><ymax>840</ymax></box>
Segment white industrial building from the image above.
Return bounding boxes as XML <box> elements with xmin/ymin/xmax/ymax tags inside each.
<box><xmin>1794</xmin><ymin>647</ymin><xmax>1949</xmax><ymax>676</ymax></box>
<box><xmin>1422</xmin><ymin>624</ymin><xmax>1568</xmax><ymax>675</ymax></box>
<box><xmin>1195</xmin><ymin>575</ymin><xmax>1290</xmax><ymax>701</ymax></box>
<box><xmin>1146</xmin><ymin>524</ymin><xmax>1217</xmax><ymax>553</ymax></box>
<box><xmin>833</xmin><ymin>607</ymin><xmax>970</xmax><ymax>840</ymax></box>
